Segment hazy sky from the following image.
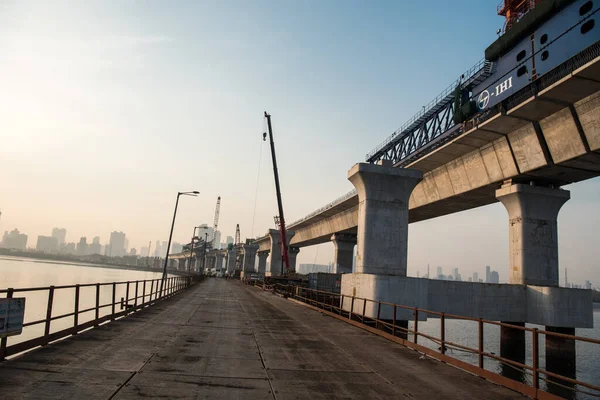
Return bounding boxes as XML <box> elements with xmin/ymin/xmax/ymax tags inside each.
<box><xmin>1</xmin><ymin>1</ymin><xmax>598</xmax><ymax>285</ymax></box>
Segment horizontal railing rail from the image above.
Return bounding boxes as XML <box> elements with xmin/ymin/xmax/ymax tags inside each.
<box><xmin>257</xmin><ymin>284</ymin><xmax>600</xmax><ymax>399</ymax></box>
<box><xmin>0</xmin><ymin>275</ymin><xmax>201</xmax><ymax>360</ymax></box>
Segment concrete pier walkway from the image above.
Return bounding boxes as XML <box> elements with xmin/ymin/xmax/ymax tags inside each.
<box><xmin>0</xmin><ymin>279</ymin><xmax>523</xmax><ymax>399</ymax></box>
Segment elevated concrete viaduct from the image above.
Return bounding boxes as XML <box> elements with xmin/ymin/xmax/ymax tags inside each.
<box><xmin>252</xmin><ymin>59</ymin><xmax>600</xmax><ymax>331</ymax></box>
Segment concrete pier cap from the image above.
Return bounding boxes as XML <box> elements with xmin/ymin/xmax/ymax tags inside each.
<box><xmin>348</xmin><ymin>161</ymin><xmax>423</xmax><ymax>275</ymax></box>
<box><xmin>341</xmin><ymin>161</ymin><xmax>423</xmax><ymax>319</ymax></box>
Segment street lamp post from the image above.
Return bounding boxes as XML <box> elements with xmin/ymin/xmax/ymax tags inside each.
<box><xmin>159</xmin><ymin>190</ymin><xmax>199</xmax><ymax>297</ymax></box>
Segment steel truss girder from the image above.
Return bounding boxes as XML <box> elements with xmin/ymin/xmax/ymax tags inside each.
<box><xmin>368</xmin><ymin>100</ymin><xmax>456</xmax><ymax>165</ymax></box>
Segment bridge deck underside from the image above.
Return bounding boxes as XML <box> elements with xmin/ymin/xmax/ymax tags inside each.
<box><xmin>0</xmin><ymin>279</ymin><xmax>522</xmax><ymax>399</ymax></box>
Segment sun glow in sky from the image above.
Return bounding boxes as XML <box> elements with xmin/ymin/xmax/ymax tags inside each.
<box><xmin>1</xmin><ymin>1</ymin><xmax>599</xmax><ymax>284</ymax></box>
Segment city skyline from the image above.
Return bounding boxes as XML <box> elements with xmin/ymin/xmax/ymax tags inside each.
<box><xmin>1</xmin><ymin>1</ymin><xmax>598</xmax><ymax>285</ymax></box>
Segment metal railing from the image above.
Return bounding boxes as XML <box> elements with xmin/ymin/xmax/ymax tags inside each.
<box><xmin>0</xmin><ymin>275</ymin><xmax>201</xmax><ymax>360</ymax></box>
<box><xmin>285</xmin><ymin>286</ymin><xmax>600</xmax><ymax>399</ymax></box>
<box><xmin>287</xmin><ymin>189</ymin><xmax>358</xmax><ymax>229</ymax></box>
<box><xmin>365</xmin><ymin>58</ymin><xmax>486</xmax><ymax>161</ymax></box>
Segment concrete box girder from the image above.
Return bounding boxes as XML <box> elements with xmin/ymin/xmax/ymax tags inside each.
<box><xmin>479</xmin><ymin>113</ymin><xmax>528</xmax><ymax>135</ymax></box>
<box><xmin>349</xmin><ymin>163</ymin><xmax>422</xmax><ymax>276</ymax></box>
<box><xmin>539</xmin><ymin>107</ymin><xmax>586</xmax><ymax>164</ymax></box>
<box><xmin>276</xmin><ymin>91</ymin><xmax>600</xmax><ymax>249</ymax></box>
<box><xmin>507</xmin><ymin>96</ymin><xmax>566</xmax><ymax>122</ymax></box>
<box><xmin>575</xmin><ymin>91</ymin><xmax>600</xmax><ymax>151</ymax></box>
<box><xmin>539</xmin><ymin>74</ymin><xmax>600</xmax><ymax>105</ymax></box>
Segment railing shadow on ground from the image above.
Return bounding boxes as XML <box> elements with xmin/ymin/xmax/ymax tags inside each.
<box><xmin>0</xmin><ymin>275</ymin><xmax>202</xmax><ymax>360</ymax></box>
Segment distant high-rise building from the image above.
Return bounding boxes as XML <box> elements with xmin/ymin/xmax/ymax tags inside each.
<box><xmin>2</xmin><ymin>229</ymin><xmax>28</xmax><ymax>250</ymax></box>
<box><xmin>226</xmin><ymin>236</ymin><xmax>233</xmax><ymax>245</ymax></box>
<box><xmin>452</xmin><ymin>268</ymin><xmax>461</xmax><ymax>281</ymax></box>
<box><xmin>437</xmin><ymin>266</ymin><xmax>443</xmax><ymax>279</ymax></box>
<box><xmin>64</xmin><ymin>242</ymin><xmax>76</xmax><ymax>254</ymax></box>
<box><xmin>141</xmin><ymin>246</ymin><xmax>149</xmax><ymax>257</ymax></box>
<box><xmin>129</xmin><ymin>248</ymin><xmax>137</xmax><ymax>256</ymax></box>
<box><xmin>161</xmin><ymin>241</ymin><xmax>167</xmax><ymax>256</ymax></box>
<box><xmin>109</xmin><ymin>231</ymin><xmax>127</xmax><ymax>257</ymax></box>
<box><xmin>36</xmin><ymin>235</ymin><xmax>58</xmax><ymax>253</ymax></box>
<box><xmin>89</xmin><ymin>236</ymin><xmax>101</xmax><ymax>254</ymax></box>
<box><xmin>473</xmin><ymin>272</ymin><xmax>478</xmax><ymax>282</ymax></box>
<box><xmin>154</xmin><ymin>241</ymin><xmax>162</xmax><ymax>257</ymax></box>
<box><xmin>124</xmin><ymin>238</ymin><xmax>129</xmax><ymax>253</ymax></box>
<box><xmin>490</xmin><ymin>271</ymin><xmax>500</xmax><ymax>284</ymax></box>
<box><xmin>486</xmin><ymin>266</ymin><xmax>491</xmax><ymax>283</ymax></box>
<box><xmin>198</xmin><ymin>224</ymin><xmax>215</xmax><ymax>244</ymax></box>
<box><xmin>76</xmin><ymin>237</ymin><xmax>88</xmax><ymax>255</ymax></box>
<box><xmin>585</xmin><ymin>280</ymin><xmax>592</xmax><ymax>290</ymax></box>
<box><xmin>52</xmin><ymin>227</ymin><xmax>67</xmax><ymax>245</ymax></box>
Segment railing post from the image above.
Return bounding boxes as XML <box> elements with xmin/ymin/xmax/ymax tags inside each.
<box><xmin>44</xmin><ymin>286</ymin><xmax>55</xmax><ymax>343</ymax></box>
<box><xmin>125</xmin><ymin>282</ymin><xmax>130</xmax><ymax>311</ymax></box>
<box><xmin>414</xmin><ymin>309</ymin><xmax>419</xmax><ymax>344</ymax></box>
<box><xmin>134</xmin><ymin>281</ymin><xmax>139</xmax><ymax>308</ymax></box>
<box><xmin>478</xmin><ymin>318</ymin><xmax>484</xmax><ymax>368</ymax></box>
<box><xmin>340</xmin><ymin>295</ymin><xmax>344</xmax><ymax>316</ymax></box>
<box><xmin>532</xmin><ymin>328</ymin><xmax>539</xmax><ymax>391</ymax></box>
<box><xmin>111</xmin><ymin>283</ymin><xmax>116</xmax><ymax>320</ymax></box>
<box><xmin>142</xmin><ymin>280</ymin><xmax>147</xmax><ymax>305</ymax></box>
<box><xmin>0</xmin><ymin>288</ymin><xmax>14</xmax><ymax>360</ymax></box>
<box><xmin>376</xmin><ymin>301</ymin><xmax>381</xmax><ymax>329</ymax></box>
<box><xmin>73</xmin><ymin>285</ymin><xmax>80</xmax><ymax>335</ymax></box>
<box><xmin>350</xmin><ymin>296</ymin><xmax>355</xmax><ymax>320</ymax></box>
<box><xmin>361</xmin><ymin>299</ymin><xmax>366</xmax><ymax>323</ymax></box>
<box><xmin>440</xmin><ymin>313</ymin><xmax>446</xmax><ymax>355</ymax></box>
<box><xmin>393</xmin><ymin>305</ymin><xmax>397</xmax><ymax>337</ymax></box>
<box><xmin>94</xmin><ymin>283</ymin><xmax>100</xmax><ymax>326</ymax></box>
<box><xmin>150</xmin><ymin>280</ymin><xmax>154</xmax><ymax>302</ymax></box>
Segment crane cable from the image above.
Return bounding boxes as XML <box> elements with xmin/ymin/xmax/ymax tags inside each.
<box><xmin>250</xmin><ymin>124</ymin><xmax>264</xmax><ymax>238</ymax></box>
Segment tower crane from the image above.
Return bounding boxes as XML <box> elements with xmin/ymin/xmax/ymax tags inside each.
<box><xmin>212</xmin><ymin>196</ymin><xmax>221</xmax><ymax>247</ymax></box>
<box><xmin>234</xmin><ymin>224</ymin><xmax>240</xmax><ymax>245</ymax></box>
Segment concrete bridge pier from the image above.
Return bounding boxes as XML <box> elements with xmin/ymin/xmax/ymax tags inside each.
<box><xmin>240</xmin><ymin>243</ymin><xmax>258</xmax><ymax>280</ymax></box>
<box><xmin>288</xmin><ymin>246</ymin><xmax>300</xmax><ymax>272</ymax></box>
<box><xmin>341</xmin><ymin>161</ymin><xmax>423</xmax><ymax>322</ymax></box>
<box><xmin>226</xmin><ymin>249</ymin><xmax>235</xmax><ymax>274</ymax></box>
<box><xmin>266</xmin><ymin>229</ymin><xmax>295</xmax><ymax>277</ymax></box>
<box><xmin>257</xmin><ymin>251</ymin><xmax>268</xmax><ymax>275</ymax></box>
<box><xmin>215</xmin><ymin>253</ymin><xmax>224</xmax><ymax>272</ymax></box>
<box><xmin>545</xmin><ymin>326</ymin><xmax>576</xmax><ymax>397</ymax></box>
<box><xmin>496</xmin><ymin>182</ymin><xmax>574</xmax><ymax>381</ymax></box>
<box><xmin>499</xmin><ymin>322</ymin><xmax>526</xmax><ymax>384</ymax></box>
<box><xmin>331</xmin><ymin>233</ymin><xmax>356</xmax><ymax>274</ymax></box>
